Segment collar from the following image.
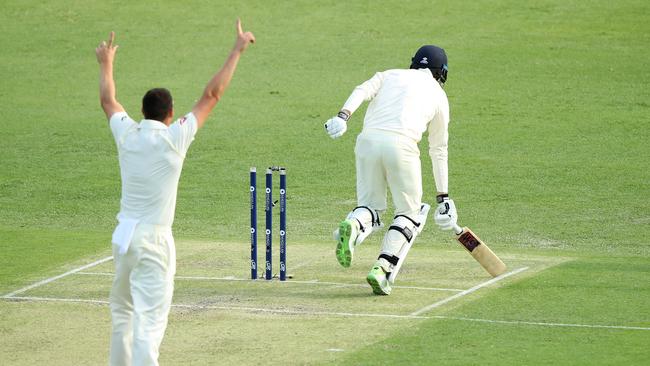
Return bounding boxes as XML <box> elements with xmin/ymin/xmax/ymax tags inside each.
<box><xmin>139</xmin><ymin>119</ymin><xmax>168</xmax><ymax>130</ymax></box>
<box><xmin>416</xmin><ymin>68</ymin><xmax>443</xmax><ymax>88</ymax></box>
<box><xmin>416</xmin><ymin>67</ymin><xmax>435</xmax><ymax>80</ymax></box>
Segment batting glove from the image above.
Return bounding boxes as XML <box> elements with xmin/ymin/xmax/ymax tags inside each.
<box><xmin>324</xmin><ymin>111</ymin><xmax>349</xmax><ymax>139</ymax></box>
<box><xmin>434</xmin><ymin>195</ymin><xmax>458</xmax><ymax>231</ymax></box>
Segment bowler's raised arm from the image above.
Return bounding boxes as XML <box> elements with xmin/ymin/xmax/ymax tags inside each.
<box><xmin>192</xmin><ymin>19</ymin><xmax>256</xmax><ymax>128</ymax></box>
<box><xmin>96</xmin><ymin>31</ymin><xmax>125</xmax><ymax>120</ymax></box>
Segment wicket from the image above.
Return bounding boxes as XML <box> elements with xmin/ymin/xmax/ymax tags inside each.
<box><xmin>250</xmin><ymin>166</ymin><xmax>287</xmax><ymax>280</ymax></box>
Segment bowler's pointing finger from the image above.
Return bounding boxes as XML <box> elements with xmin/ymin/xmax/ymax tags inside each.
<box><xmin>236</xmin><ymin>18</ymin><xmax>242</xmax><ymax>35</ymax></box>
<box><xmin>108</xmin><ymin>31</ymin><xmax>115</xmax><ymax>47</ymax></box>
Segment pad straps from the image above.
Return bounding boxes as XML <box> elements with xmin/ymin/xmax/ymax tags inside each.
<box><xmin>389</xmin><ymin>225</ymin><xmax>413</xmax><ymax>242</ymax></box>
<box><xmin>353</xmin><ymin>206</ymin><xmax>381</xmax><ymax>232</ymax></box>
<box><xmin>394</xmin><ymin>214</ymin><xmax>421</xmax><ymax>228</ymax></box>
<box><xmin>378</xmin><ymin>253</ymin><xmax>399</xmax><ymax>266</ymax></box>
<box><xmin>388</xmin><ymin>214</ymin><xmax>421</xmax><ymax>242</ymax></box>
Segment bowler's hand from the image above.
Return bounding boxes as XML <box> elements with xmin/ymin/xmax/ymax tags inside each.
<box><xmin>324</xmin><ymin>116</ymin><xmax>347</xmax><ymax>139</ymax></box>
<box><xmin>234</xmin><ymin>19</ymin><xmax>255</xmax><ymax>52</ymax></box>
<box><xmin>95</xmin><ymin>31</ymin><xmax>118</xmax><ymax>65</ymax></box>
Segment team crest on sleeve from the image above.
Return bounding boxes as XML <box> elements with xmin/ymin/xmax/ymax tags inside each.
<box><xmin>179</xmin><ymin>117</ymin><xmax>187</xmax><ymax>125</ymax></box>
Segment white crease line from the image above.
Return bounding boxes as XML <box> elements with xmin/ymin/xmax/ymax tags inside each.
<box><xmin>4</xmin><ymin>296</ymin><xmax>110</xmax><ymax>305</ymax></box>
<box><xmin>4</xmin><ymin>296</ymin><xmax>425</xmax><ymax>319</ymax></box>
<box><xmin>4</xmin><ymin>295</ymin><xmax>649</xmax><ymax>331</ymax></box>
<box><xmin>411</xmin><ymin>267</ymin><xmax>529</xmax><ymax>316</ymax></box>
<box><xmin>2</xmin><ymin>256</ymin><xmax>114</xmax><ymax>298</ymax></box>
<box><xmin>431</xmin><ymin>315</ymin><xmax>650</xmax><ymax>331</ymax></box>
<box><xmin>395</xmin><ymin>285</ymin><xmax>464</xmax><ymax>292</ymax></box>
<box><xmin>75</xmin><ymin>272</ymin><xmax>463</xmax><ymax>292</ymax></box>
<box><xmin>171</xmin><ymin>303</ymin><xmax>427</xmax><ymax>319</ymax></box>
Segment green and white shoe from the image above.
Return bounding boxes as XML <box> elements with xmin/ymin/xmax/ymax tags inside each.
<box><xmin>335</xmin><ymin>219</ymin><xmax>358</xmax><ymax>268</ymax></box>
<box><xmin>366</xmin><ymin>265</ymin><xmax>392</xmax><ymax>295</ymax></box>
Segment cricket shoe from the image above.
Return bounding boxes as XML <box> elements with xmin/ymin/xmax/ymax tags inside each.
<box><xmin>366</xmin><ymin>265</ymin><xmax>392</xmax><ymax>295</ymax></box>
<box><xmin>335</xmin><ymin>219</ymin><xmax>359</xmax><ymax>268</ymax></box>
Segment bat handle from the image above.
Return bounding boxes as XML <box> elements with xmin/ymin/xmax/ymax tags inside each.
<box><xmin>452</xmin><ymin>224</ymin><xmax>463</xmax><ymax>235</ymax></box>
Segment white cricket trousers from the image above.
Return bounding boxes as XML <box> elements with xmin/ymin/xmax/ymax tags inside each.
<box><xmin>355</xmin><ymin>129</ymin><xmax>423</xmax><ymax>217</ymax></box>
<box><xmin>110</xmin><ymin>224</ymin><xmax>176</xmax><ymax>366</ymax></box>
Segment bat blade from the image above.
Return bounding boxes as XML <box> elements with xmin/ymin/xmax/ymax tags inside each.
<box><xmin>455</xmin><ymin>226</ymin><xmax>506</xmax><ymax>277</ymax></box>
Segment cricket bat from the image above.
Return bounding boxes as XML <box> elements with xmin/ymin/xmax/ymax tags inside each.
<box><xmin>452</xmin><ymin>224</ymin><xmax>506</xmax><ymax>277</ymax></box>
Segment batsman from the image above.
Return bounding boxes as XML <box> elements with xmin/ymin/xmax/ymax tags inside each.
<box><xmin>324</xmin><ymin>45</ymin><xmax>457</xmax><ymax>295</ymax></box>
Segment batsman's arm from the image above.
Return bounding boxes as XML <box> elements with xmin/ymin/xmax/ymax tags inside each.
<box><xmin>96</xmin><ymin>32</ymin><xmax>125</xmax><ymax>120</ymax></box>
<box><xmin>192</xmin><ymin>19</ymin><xmax>255</xmax><ymax>129</ymax></box>
<box><xmin>427</xmin><ymin>99</ymin><xmax>450</xmax><ymax>194</ymax></box>
<box><xmin>340</xmin><ymin>71</ymin><xmax>385</xmax><ymax>118</ymax></box>
<box><xmin>324</xmin><ymin>72</ymin><xmax>384</xmax><ymax>138</ymax></box>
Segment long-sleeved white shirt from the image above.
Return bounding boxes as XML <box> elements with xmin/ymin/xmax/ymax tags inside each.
<box><xmin>342</xmin><ymin>68</ymin><xmax>450</xmax><ymax>193</ymax></box>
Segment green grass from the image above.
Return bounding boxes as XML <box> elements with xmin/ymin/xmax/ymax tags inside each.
<box><xmin>341</xmin><ymin>257</ymin><xmax>650</xmax><ymax>365</ymax></box>
<box><xmin>0</xmin><ymin>226</ymin><xmax>107</xmax><ymax>294</ymax></box>
<box><xmin>1</xmin><ymin>0</ymin><xmax>649</xmax><ymax>364</ymax></box>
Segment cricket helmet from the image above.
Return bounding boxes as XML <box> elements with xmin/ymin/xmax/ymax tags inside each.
<box><xmin>410</xmin><ymin>45</ymin><xmax>448</xmax><ymax>84</ymax></box>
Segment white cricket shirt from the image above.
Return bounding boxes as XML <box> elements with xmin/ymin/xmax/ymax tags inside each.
<box><xmin>110</xmin><ymin>112</ymin><xmax>198</xmax><ymax>227</ymax></box>
<box><xmin>342</xmin><ymin>68</ymin><xmax>450</xmax><ymax>193</ymax></box>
